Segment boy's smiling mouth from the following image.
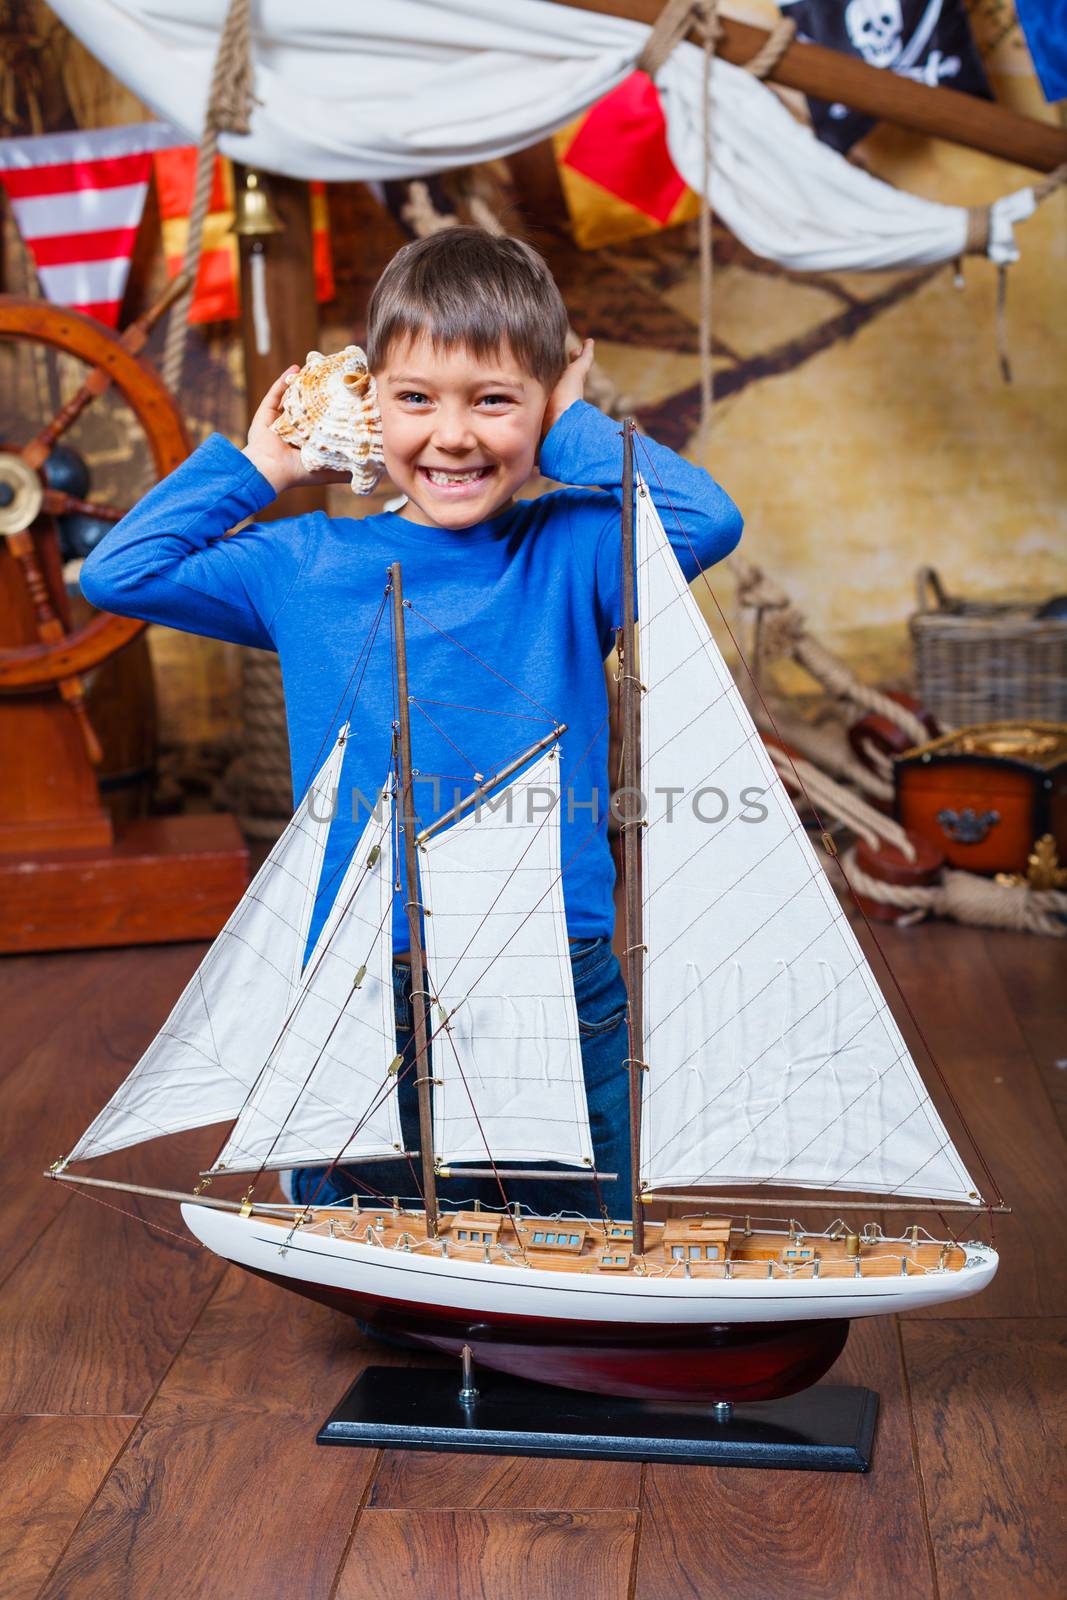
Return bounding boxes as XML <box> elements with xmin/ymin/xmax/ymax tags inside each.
<box><xmin>417</xmin><ymin>464</ymin><xmax>496</xmax><ymax>497</ymax></box>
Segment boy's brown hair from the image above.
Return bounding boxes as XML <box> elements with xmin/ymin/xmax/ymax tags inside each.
<box><xmin>366</xmin><ymin>227</ymin><xmax>569</xmax><ymax>390</ymax></box>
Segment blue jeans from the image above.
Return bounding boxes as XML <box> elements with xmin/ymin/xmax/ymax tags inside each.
<box><xmin>290</xmin><ymin>934</ymin><xmax>631</xmax><ymax>1219</ymax></box>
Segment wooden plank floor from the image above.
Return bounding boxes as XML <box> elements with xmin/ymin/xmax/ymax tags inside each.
<box><xmin>1</xmin><ymin>918</ymin><xmax>1064</xmax><ymax>1600</ymax></box>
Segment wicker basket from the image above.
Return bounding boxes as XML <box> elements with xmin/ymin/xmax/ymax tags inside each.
<box><xmin>909</xmin><ymin>568</ymin><xmax>1067</xmax><ymax>731</ymax></box>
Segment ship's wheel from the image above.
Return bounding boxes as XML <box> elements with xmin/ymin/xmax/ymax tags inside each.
<box><xmin>0</xmin><ymin>292</ymin><xmax>247</xmax><ymax>953</ymax></box>
<box><xmin>0</xmin><ymin>295</ymin><xmax>188</xmax><ymax>711</ymax></box>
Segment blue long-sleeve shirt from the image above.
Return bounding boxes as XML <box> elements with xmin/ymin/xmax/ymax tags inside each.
<box><xmin>80</xmin><ymin>399</ymin><xmax>742</xmax><ymax>955</ymax></box>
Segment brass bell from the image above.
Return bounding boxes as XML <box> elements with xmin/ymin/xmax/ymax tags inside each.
<box><xmin>231</xmin><ymin>170</ymin><xmax>284</xmax><ymax>239</ymax></box>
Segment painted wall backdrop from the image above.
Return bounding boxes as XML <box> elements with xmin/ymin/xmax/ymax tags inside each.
<box><xmin>1</xmin><ymin>0</ymin><xmax>1064</xmax><ymax>776</ymax></box>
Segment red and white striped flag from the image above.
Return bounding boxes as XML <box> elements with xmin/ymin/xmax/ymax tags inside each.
<box><xmin>0</xmin><ymin>123</ymin><xmax>182</xmax><ymax>326</ymax></box>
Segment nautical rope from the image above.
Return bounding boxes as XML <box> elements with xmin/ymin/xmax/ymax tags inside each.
<box><xmin>635</xmin><ymin>0</ymin><xmax>707</xmax><ymax>77</ymax></box>
<box><xmin>767</xmin><ymin>744</ymin><xmax>915</xmax><ymax>857</ymax></box>
<box><xmin>733</xmin><ymin>558</ymin><xmax>931</xmax><ymax>746</ymax></box>
<box><xmin>162</xmin><ymin>0</ymin><xmax>256</xmax><ymax>393</ymax></box>
<box><xmin>843</xmin><ymin>846</ymin><xmax>1067</xmax><ymax>937</ymax></box>
<box><xmin>755</xmin><ymin>700</ymin><xmax>895</xmax><ymax>802</ymax></box>
<box><xmin>740</xmin><ymin>18</ymin><xmax>797</xmax><ymax>80</ymax></box>
<box><xmin>637</xmin><ymin>6</ymin><xmax>795</xmax><ymax>448</ymax></box>
<box><xmin>961</xmin><ymin>160</ymin><xmax>1066</xmax><ymax>384</ymax></box>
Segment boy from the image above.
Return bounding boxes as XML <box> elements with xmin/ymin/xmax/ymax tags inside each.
<box><xmin>80</xmin><ymin>227</ymin><xmax>743</xmax><ymax>1221</ymax></box>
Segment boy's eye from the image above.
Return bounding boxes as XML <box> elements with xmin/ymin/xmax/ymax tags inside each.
<box><xmin>478</xmin><ymin>394</ymin><xmax>515</xmax><ymax>408</ymax></box>
<box><xmin>398</xmin><ymin>391</ymin><xmax>430</xmax><ymax>405</ymax></box>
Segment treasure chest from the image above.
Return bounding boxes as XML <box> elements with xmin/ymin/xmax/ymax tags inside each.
<box><xmin>894</xmin><ymin>722</ymin><xmax>1067</xmax><ymax>877</ymax></box>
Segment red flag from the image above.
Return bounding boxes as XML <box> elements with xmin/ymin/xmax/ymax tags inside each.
<box><xmin>0</xmin><ymin>123</ymin><xmax>181</xmax><ymax>325</ymax></box>
<box><xmin>554</xmin><ymin>72</ymin><xmax>701</xmax><ymax>251</ymax></box>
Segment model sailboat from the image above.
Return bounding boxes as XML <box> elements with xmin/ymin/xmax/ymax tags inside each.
<box><xmin>48</xmin><ymin>425</ymin><xmax>999</xmax><ymax>1403</ymax></box>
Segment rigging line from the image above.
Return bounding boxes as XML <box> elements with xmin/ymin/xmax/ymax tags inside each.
<box><xmin>363</xmin><ymin>730</ymin><xmax>612</xmax><ymax>1183</ymax></box>
<box><xmin>411</xmin><ymin>697</ymin><xmax>547</xmax><ymax>724</ymax></box>
<box><xmin>425</xmin><ymin>711</ymin><xmax>610</xmax><ymax>1002</ymax></box>
<box><xmin>236</xmin><ymin>809</ymin><xmax>396</xmax><ymax>1194</ymax></box>
<box><xmin>404</xmin><ymin>600</ymin><xmax>557</xmax><ymax>724</ymax></box>
<box><xmin>436</xmin><ymin>1014</ymin><xmax>525</xmax><ymax>1256</ymax></box>
<box><xmin>220</xmin><ymin>796</ymin><xmax>395</xmax><ymax>1184</ymax></box>
<box><xmin>288</xmin><ymin>593</ymin><xmax>394</xmax><ymax>920</ymax></box>
<box><xmin>409</xmin><ymin>698</ymin><xmax>483</xmax><ymax>780</ymax></box>
<box><xmin>632</xmin><ymin>436</ymin><xmax>1005</xmax><ymax>1208</ymax></box>
<box><xmin>293</xmin><ymin>584</ymin><xmax>390</xmax><ymax>802</ymax></box>
<box><xmin>67</xmin><ymin>1183</ymin><xmax>209</xmax><ymax>1250</ymax></box>
<box><xmin>258</xmin><ymin>712</ymin><xmax>614</xmax><ymax>1214</ymax></box>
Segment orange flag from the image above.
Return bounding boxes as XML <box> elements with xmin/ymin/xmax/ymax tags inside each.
<box><xmin>153</xmin><ymin>150</ymin><xmax>334</xmax><ymax>322</ymax></box>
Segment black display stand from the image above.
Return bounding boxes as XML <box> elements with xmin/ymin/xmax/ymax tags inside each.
<box><xmin>318</xmin><ymin>1356</ymin><xmax>879</xmax><ymax>1473</ymax></box>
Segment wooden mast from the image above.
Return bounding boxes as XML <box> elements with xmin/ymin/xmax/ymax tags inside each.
<box><xmin>551</xmin><ymin>0</ymin><xmax>1067</xmax><ymax>174</ymax></box>
<box><xmin>389</xmin><ymin>562</ymin><xmax>439</xmax><ymax>1235</ymax></box>
<box><xmin>619</xmin><ymin>418</ymin><xmax>646</xmax><ymax>1254</ymax></box>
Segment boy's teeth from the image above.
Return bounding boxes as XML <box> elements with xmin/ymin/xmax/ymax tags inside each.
<box><xmin>425</xmin><ymin>467</ymin><xmax>489</xmax><ymax>485</ymax></box>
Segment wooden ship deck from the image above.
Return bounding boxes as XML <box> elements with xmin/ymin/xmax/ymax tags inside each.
<box><xmin>277</xmin><ymin>1206</ymin><xmax>970</xmax><ymax>1280</ymax></box>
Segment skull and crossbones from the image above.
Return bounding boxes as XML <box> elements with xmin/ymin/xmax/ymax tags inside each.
<box><xmin>845</xmin><ymin>0</ymin><xmax>904</xmax><ymax>68</ymax></box>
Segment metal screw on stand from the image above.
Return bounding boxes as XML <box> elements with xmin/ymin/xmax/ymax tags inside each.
<box><xmin>458</xmin><ymin>1344</ymin><xmax>478</xmax><ymax>1404</ymax></box>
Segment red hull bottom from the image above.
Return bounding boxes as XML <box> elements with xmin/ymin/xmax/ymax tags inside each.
<box><xmin>247</xmin><ymin>1265</ymin><xmax>850</xmax><ymax>1403</ymax></box>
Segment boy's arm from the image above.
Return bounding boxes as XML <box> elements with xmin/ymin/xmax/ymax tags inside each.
<box><xmin>78</xmin><ymin>434</ymin><xmax>308</xmax><ymax>650</ymax></box>
<box><xmin>539</xmin><ymin>399</ymin><xmax>743</xmax><ymax>642</ymax></box>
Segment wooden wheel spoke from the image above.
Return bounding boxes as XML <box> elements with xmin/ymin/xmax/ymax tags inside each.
<box><xmin>40</xmin><ymin>490</ymin><xmax>129</xmax><ymax>524</ymax></box>
<box><xmin>20</xmin><ymin>370</ymin><xmax>112</xmax><ymax>472</ymax></box>
<box><xmin>17</xmin><ymin>272</ymin><xmax>192</xmax><ymax>474</ymax></box>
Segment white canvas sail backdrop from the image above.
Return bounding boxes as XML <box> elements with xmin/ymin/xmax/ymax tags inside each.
<box><xmin>65</xmin><ymin>731</ymin><xmax>347</xmax><ymax>1164</ymax></box>
<box><xmin>49</xmin><ymin>0</ymin><xmax>1035</xmax><ymax>272</ymax></box>
<box><xmin>419</xmin><ymin>746</ymin><xmax>595</xmax><ymax>1168</ymax></box>
<box><xmin>211</xmin><ymin>778</ymin><xmax>403</xmax><ymax>1174</ymax></box>
<box><xmin>633</xmin><ymin>476</ymin><xmax>981</xmax><ymax>1203</ymax></box>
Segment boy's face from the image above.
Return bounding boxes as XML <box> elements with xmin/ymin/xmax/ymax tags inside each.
<box><xmin>376</xmin><ymin>333</ymin><xmax>549</xmax><ymax>530</ymax></box>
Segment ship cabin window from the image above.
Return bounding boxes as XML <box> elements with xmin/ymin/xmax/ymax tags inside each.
<box><xmin>530</xmin><ymin>1228</ymin><xmax>586</xmax><ymax>1252</ymax></box>
<box><xmin>448</xmin><ymin>1213</ymin><xmax>503</xmax><ymax>1245</ymax></box>
<box><xmin>671</xmin><ymin>1245</ymin><xmax>685</xmax><ymax>1260</ymax></box>
<box><xmin>609</xmin><ymin>1225</ymin><xmax>632</xmax><ymax>1239</ymax></box>
<box><xmin>600</xmin><ymin>1252</ymin><xmax>631</xmax><ymax>1269</ymax></box>
<box><xmin>781</xmin><ymin>1245</ymin><xmax>815</xmax><ymax>1263</ymax></box>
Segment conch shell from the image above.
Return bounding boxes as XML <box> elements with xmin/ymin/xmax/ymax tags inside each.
<box><xmin>271</xmin><ymin>346</ymin><xmax>384</xmax><ymax>495</ymax></box>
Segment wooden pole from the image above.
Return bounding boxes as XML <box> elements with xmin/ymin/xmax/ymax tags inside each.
<box><xmin>234</xmin><ymin>168</ymin><xmax>328</xmax><ymax>521</ymax></box>
<box><xmin>618</xmin><ymin>418</ymin><xmax>646</xmax><ymax>1253</ymax></box>
<box><xmin>550</xmin><ymin>0</ymin><xmax>1067</xmax><ymax>174</ymax></box>
<box><xmin>390</xmin><ymin>561</ymin><xmax>440</xmax><ymax>1236</ymax></box>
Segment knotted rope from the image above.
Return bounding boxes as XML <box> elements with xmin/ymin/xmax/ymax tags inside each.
<box><xmin>769</xmin><ymin>746</ymin><xmax>1067</xmax><ymax>936</ymax></box>
<box><xmin>162</xmin><ymin>0</ymin><xmax>256</xmax><ymax>393</ymax></box>
<box><xmin>767</xmin><ymin>744</ymin><xmax>914</xmax><ymax>856</ymax></box>
<box><xmin>844</xmin><ymin>847</ymin><xmax>1067</xmax><ymax>936</ymax></box>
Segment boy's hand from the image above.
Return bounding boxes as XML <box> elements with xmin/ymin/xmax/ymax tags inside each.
<box><xmin>540</xmin><ymin>338</ymin><xmax>595</xmax><ymax>442</ymax></box>
<box><xmin>242</xmin><ymin>368</ymin><xmax>351</xmax><ymax>494</ymax></box>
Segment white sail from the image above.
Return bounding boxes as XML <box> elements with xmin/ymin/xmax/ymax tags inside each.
<box><xmin>419</xmin><ymin>747</ymin><xmax>595</xmax><ymax>1169</ymax></box>
<box><xmin>210</xmin><ymin>777</ymin><xmax>403</xmax><ymax>1173</ymax></box>
<box><xmin>64</xmin><ymin>730</ymin><xmax>349</xmax><ymax>1164</ymax></box>
<box><xmin>634</xmin><ymin>480</ymin><xmax>981</xmax><ymax>1203</ymax></box>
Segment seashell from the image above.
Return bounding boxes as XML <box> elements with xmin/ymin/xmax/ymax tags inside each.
<box><xmin>271</xmin><ymin>345</ymin><xmax>384</xmax><ymax>495</ymax></box>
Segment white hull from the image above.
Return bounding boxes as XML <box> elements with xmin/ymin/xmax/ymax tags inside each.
<box><xmin>182</xmin><ymin>1205</ymin><xmax>998</xmax><ymax>1325</ymax></box>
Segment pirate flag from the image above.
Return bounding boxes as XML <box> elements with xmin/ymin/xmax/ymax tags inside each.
<box><xmin>778</xmin><ymin>0</ymin><xmax>992</xmax><ymax>153</ymax></box>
